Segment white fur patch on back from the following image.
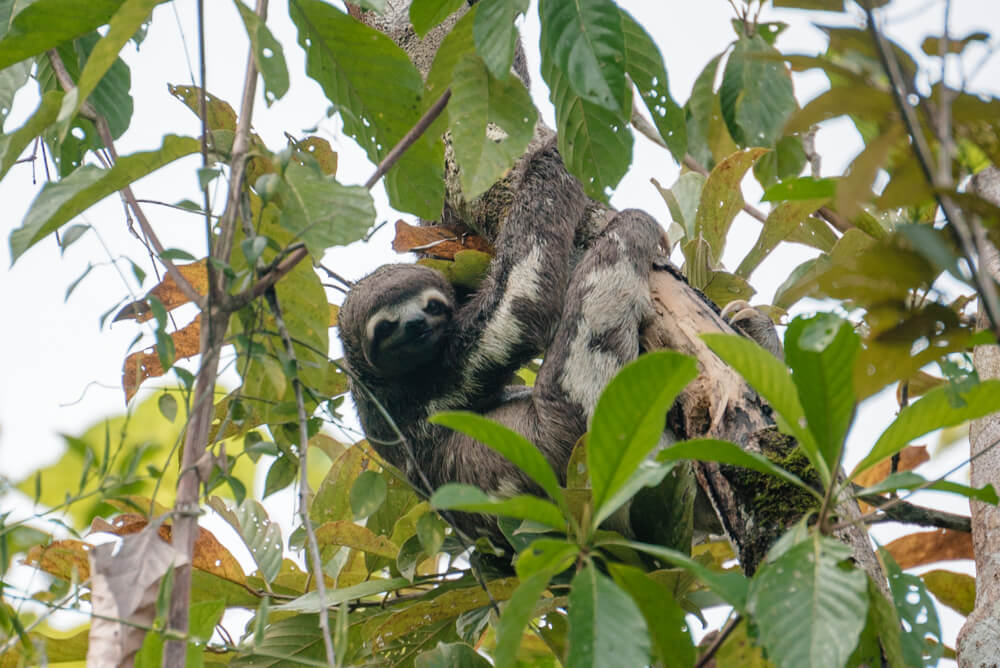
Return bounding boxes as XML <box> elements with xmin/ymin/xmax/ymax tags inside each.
<box><xmin>559</xmin><ymin>264</ymin><xmax>651</xmax><ymax>422</ymax></box>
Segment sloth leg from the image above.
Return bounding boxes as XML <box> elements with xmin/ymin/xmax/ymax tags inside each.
<box><xmin>532</xmin><ymin>209</ymin><xmax>665</xmax><ymax>464</ymax></box>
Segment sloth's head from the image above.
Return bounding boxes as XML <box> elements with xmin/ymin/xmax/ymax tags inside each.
<box><xmin>339</xmin><ymin>264</ymin><xmax>455</xmax><ymax>379</ymax></box>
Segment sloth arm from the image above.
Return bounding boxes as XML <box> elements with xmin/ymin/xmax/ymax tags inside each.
<box><xmin>434</xmin><ymin>143</ymin><xmax>586</xmax><ymax>410</ymax></box>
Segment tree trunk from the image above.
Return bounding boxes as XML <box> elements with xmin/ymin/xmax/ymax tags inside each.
<box><xmin>957</xmin><ymin>166</ymin><xmax>1000</xmax><ymax>668</ymax></box>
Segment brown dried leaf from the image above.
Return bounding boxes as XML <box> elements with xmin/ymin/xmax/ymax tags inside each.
<box><xmin>885</xmin><ymin>529</ymin><xmax>973</xmax><ymax>570</ymax></box>
<box><xmin>391</xmin><ymin>219</ymin><xmax>492</xmax><ymax>259</ymax></box>
<box><xmin>24</xmin><ymin>539</ymin><xmax>92</xmax><ymax>581</ymax></box>
<box><xmin>122</xmin><ymin>317</ymin><xmax>202</xmax><ymax>402</ymax></box>
<box><xmin>295</xmin><ymin>136</ymin><xmax>338</xmax><ymax>175</ymax></box>
<box><xmin>92</xmin><ymin>514</ymin><xmax>246</xmax><ymax>584</ymax></box>
<box><xmin>115</xmin><ymin>259</ymin><xmax>209</xmax><ymax>323</ymax></box>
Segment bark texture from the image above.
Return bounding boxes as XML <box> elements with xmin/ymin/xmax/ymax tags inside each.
<box><xmin>958</xmin><ymin>166</ymin><xmax>1000</xmax><ymax>668</ymax></box>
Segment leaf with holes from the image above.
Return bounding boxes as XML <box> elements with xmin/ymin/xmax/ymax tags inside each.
<box><xmin>234</xmin><ymin>0</ymin><xmax>288</xmax><ymax>104</ymax></box>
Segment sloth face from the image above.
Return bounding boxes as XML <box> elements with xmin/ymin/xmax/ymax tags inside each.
<box><xmin>363</xmin><ymin>285</ymin><xmax>453</xmax><ymax>377</ymax></box>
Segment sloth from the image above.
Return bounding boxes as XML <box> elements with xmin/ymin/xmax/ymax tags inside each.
<box><xmin>338</xmin><ymin>142</ymin><xmax>778</xmax><ymax>544</ymax></box>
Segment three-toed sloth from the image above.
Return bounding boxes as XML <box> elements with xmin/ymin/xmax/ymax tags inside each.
<box><xmin>338</xmin><ymin>142</ymin><xmax>778</xmax><ymax>545</ymax></box>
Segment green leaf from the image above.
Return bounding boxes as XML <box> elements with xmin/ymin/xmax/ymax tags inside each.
<box><xmin>10</xmin><ymin>134</ymin><xmax>199</xmax><ymax>261</ymax></box>
<box><xmin>234</xmin><ymin>0</ymin><xmax>289</xmax><ymax>105</ymax></box>
<box><xmin>921</xmin><ymin>569</ymin><xmax>975</xmax><ymax>616</ymax></box>
<box><xmin>852</xmin><ymin>380</ymin><xmax>1000</xmax><ymax>478</ymax></box>
<box><xmin>290</xmin><ymin>0</ymin><xmax>444</xmax><ymax>218</ymax></box>
<box><xmin>748</xmin><ymin>533</ymin><xmax>869</xmax><ymax>668</ymax></box>
<box><xmin>604</xmin><ymin>540</ymin><xmax>749</xmax><ymax>612</ymax></box>
<box><xmin>157</xmin><ymin>393</ymin><xmax>177</xmax><ymax>422</ymax></box>
<box><xmin>263</xmin><ymin>454</ymin><xmax>296</xmax><ymax>497</ymax></box>
<box><xmin>0</xmin><ymin>59</ymin><xmax>30</xmax><ymax>128</ymax></box>
<box><xmin>0</xmin><ymin>0</ymin><xmax>125</xmax><ymax>71</ymax></box>
<box><xmin>736</xmin><ymin>198</ymin><xmax>829</xmax><ymax>278</ymax></box>
<box><xmin>494</xmin><ymin>570</ymin><xmax>554</xmax><ymax>668</ymax></box>
<box><xmin>702</xmin><ymin>333</ymin><xmax>828</xmax><ymax>485</ymax></box>
<box><xmin>654</xmin><ymin>171</ymin><xmax>704</xmax><ymax>240</ymax></box>
<box><xmin>541</xmin><ymin>36</ymin><xmax>631</xmax><ymax>201</ymax></box>
<box><xmin>351</xmin><ymin>469</ymin><xmax>388</xmax><ymax>519</ymax></box>
<box><xmin>620</xmin><ymin>8</ymin><xmax>685</xmax><ymax>163</ymax></box>
<box><xmin>538</xmin><ymin>0</ymin><xmax>627</xmax><ymax>113</ymax></box>
<box><xmin>473</xmin><ymin>0</ymin><xmax>528</xmax><ymax>79</ymax></box>
<box><xmin>514</xmin><ymin>538</ymin><xmax>579</xmax><ymax>580</ymax></box>
<box><xmin>410</xmin><ymin>0</ymin><xmax>465</xmax><ymax>38</ymax></box>
<box><xmin>567</xmin><ymin>565</ymin><xmax>650</xmax><ymax>668</ymax></box>
<box><xmin>449</xmin><ymin>53</ymin><xmax>536</xmax><ymax>199</ymax></box>
<box><xmin>55</xmin><ymin>0</ymin><xmax>158</xmax><ymax>140</ymax></box>
<box><xmin>608</xmin><ymin>563</ymin><xmax>695</xmax><ymax>668</ymax></box>
<box><xmin>208</xmin><ymin>497</ymin><xmax>283</xmax><ymax>584</ymax></box>
<box><xmin>277</xmin><ymin>159</ymin><xmax>376</xmax><ymax>256</ymax></box>
<box><xmin>430</xmin><ymin>483</ymin><xmax>565</xmax><ymax>530</ymax></box>
<box><xmin>762</xmin><ymin>176</ymin><xmax>837</xmax><ymax>202</ymax></box>
<box><xmin>274</xmin><ymin>578</ymin><xmax>411</xmax><ymax>612</ymax></box>
<box><xmin>430</xmin><ymin>412</ymin><xmax>566</xmax><ymax>509</ymax></box>
<box><xmin>597</xmin><ymin>460</ymin><xmax>676</xmax><ymax>530</ymax></box>
<box><xmin>881</xmin><ymin>549</ymin><xmax>943</xmax><ymax>667</ymax></box>
<box><xmin>230</xmin><ymin>614</ymin><xmax>331</xmax><ymax>665</ymax></box>
<box><xmin>659</xmin><ymin>438</ymin><xmax>818</xmax><ymax>498</ymax></box>
<box><xmin>416</xmin><ymin>642</ymin><xmax>492</xmax><ymax>668</ymax></box>
<box><xmin>720</xmin><ymin>34</ymin><xmax>797</xmax><ymax>148</ymax></box>
<box><xmin>785</xmin><ymin>314</ymin><xmax>859</xmax><ymax>473</ymax></box>
<box><xmin>588</xmin><ymin>351</ymin><xmax>697</xmax><ymax>526</ymax></box>
<box><xmin>856</xmin><ymin>471</ymin><xmax>998</xmax><ymax>505</ymax></box>
<box><xmin>695</xmin><ymin>147</ymin><xmax>769</xmax><ymax>263</ymax></box>
<box><xmin>685</xmin><ymin>53</ymin><xmax>723</xmax><ymax>170</ymax></box>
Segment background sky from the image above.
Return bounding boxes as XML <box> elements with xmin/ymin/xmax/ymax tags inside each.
<box><xmin>1</xmin><ymin>0</ymin><xmax>999</xmax><ymax>653</ymax></box>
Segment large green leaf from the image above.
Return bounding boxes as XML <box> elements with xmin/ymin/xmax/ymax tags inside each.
<box><xmin>588</xmin><ymin>351</ymin><xmax>697</xmax><ymax>526</ymax></box>
<box><xmin>277</xmin><ymin>159</ymin><xmax>376</xmax><ymax>257</ymax></box>
<box><xmin>494</xmin><ymin>570</ymin><xmax>556</xmax><ymax>668</ymax></box>
<box><xmin>449</xmin><ymin>53</ymin><xmax>536</xmax><ymax>199</ymax></box>
<box><xmin>230</xmin><ymin>614</ymin><xmax>331</xmax><ymax>666</ymax></box>
<box><xmin>234</xmin><ymin>0</ymin><xmax>289</xmax><ymax>105</ymax></box>
<box><xmin>852</xmin><ymin>380</ymin><xmax>1000</xmax><ymax>478</ymax></box>
<box><xmin>430</xmin><ymin>483</ymin><xmax>566</xmax><ymax>530</ymax></box>
<box><xmin>290</xmin><ymin>0</ymin><xmax>444</xmax><ymax>218</ymax></box>
<box><xmin>702</xmin><ymin>333</ymin><xmax>828</xmax><ymax>485</ymax></box>
<box><xmin>473</xmin><ymin>0</ymin><xmax>528</xmax><ymax>79</ymax></box>
<box><xmin>684</xmin><ymin>53</ymin><xmax>723</xmax><ymax>170</ymax></box>
<box><xmin>619</xmin><ymin>8</ymin><xmax>685</xmax><ymax>163</ymax></box>
<box><xmin>608</xmin><ymin>563</ymin><xmax>694</xmax><ymax>668</ymax></box>
<box><xmin>658</xmin><ymin>438</ymin><xmax>818</xmax><ymax>498</ymax></box>
<box><xmin>567</xmin><ymin>565</ymin><xmax>650</xmax><ymax>668</ymax></box>
<box><xmin>881</xmin><ymin>550</ymin><xmax>943</xmax><ymax>667</ymax></box>
<box><xmin>0</xmin><ymin>58</ymin><xmax>29</xmax><ymax>128</ymax></box>
<box><xmin>538</xmin><ymin>0</ymin><xmax>626</xmax><ymax>113</ymax></box>
<box><xmin>856</xmin><ymin>471</ymin><xmax>998</xmax><ymax>505</ymax></box>
<box><xmin>416</xmin><ymin>642</ymin><xmax>491</xmax><ymax>668</ymax></box>
<box><xmin>602</xmin><ymin>539</ymin><xmax>749</xmax><ymax>611</ymax></box>
<box><xmin>720</xmin><ymin>34</ymin><xmax>797</xmax><ymax>148</ymax></box>
<box><xmin>9</xmin><ymin>134</ymin><xmax>199</xmax><ymax>260</ymax></box>
<box><xmin>410</xmin><ymin>0</ymin><xmax>465</xmax><ymax>37</ymax></box>
<box><xmin>748</xmin><ymin>533</ymin><xmax>869</xmax><ymax>668</ymax></box>
<box><xmin>0</xmin><ymin>0</ymin><xmax>124</xmax><ymax>71</ymax></box>
<box><xmin>695</xmin><ymin>147</ymin><xmax>769</xmax><ymax>263</ymax></box>
<box><xmin>430</xmin><ymin>412</ymin><xmax>565</xmax><ymax>510</ymax></box>
<box><xmin>736</xmin><ymin>197</ymin><xmax>829</xmax><ymax>278</ymax></box>
<box><xmin>541</xmin><ymin>36</ymin><xmax>631</xmax><ymax>201</ymax></box>
<box><xmin>784</xmin><ymin>314</ymin><xmax>859</xmax><ymax>473</ymax></box>
<box><xmin>0</xmin><ymin>89</ymin><xmax>62</xmax><ymax>179</ymax></box>
<box><xmin>55</xmin><ymin>0</ymin><xmax>158</xmax><ymax>139</ymax></box>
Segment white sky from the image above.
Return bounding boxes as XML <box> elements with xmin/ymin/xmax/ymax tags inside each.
<box><xmin>1</xmin><ymin>0</ymin><xmax>999</xmax><ymax>653</ymax></box>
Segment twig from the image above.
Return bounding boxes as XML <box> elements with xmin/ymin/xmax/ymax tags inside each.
<box><xmin>45</xmin><ymin>49</ymin><xmax>204</xmax><ymax>307</ymax></box>
<box><xmin>364</xmin><ymin>88</ymin><xmax>451</xmax><ymax>189</ymax></box>
<box><xmin>862</xmin><ymin>1</ymin><xmax>1000</xmax><ymax>341</ymax></box>
<box><xmin>695</xmin><ymin>614</ymin><xmax>742</xmax><ymax>668</ymax></box>
<box><xmin>265</xmin><ymin>287</ymin><xmax>335</xmax><ymax>665</ymax></box>
<box><xmin>318</xmin><ymin>263</ymin><xmax>355</xmax><ymax>289</ymax></box>
<box><xmin>858</xmin><ymin>493</ymin><xmax>971</xmax><ymax>532</ymax></box>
